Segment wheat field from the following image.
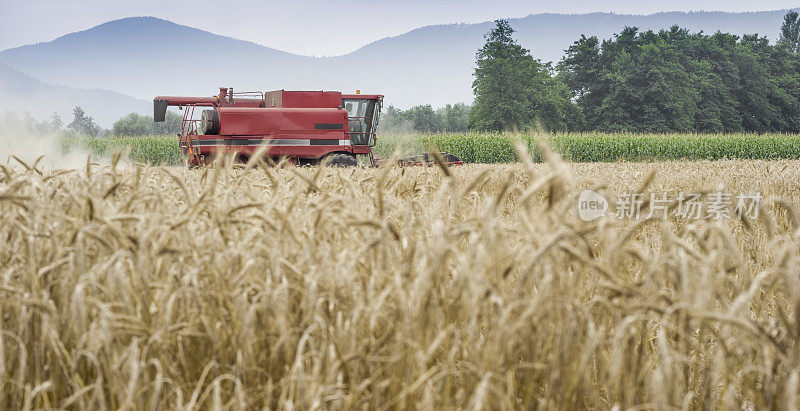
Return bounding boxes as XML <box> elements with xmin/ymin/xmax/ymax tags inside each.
<box><xmin>2</xmin><ymin>151</ymin><xmax>800</xmax><ymax>409</ymax></box>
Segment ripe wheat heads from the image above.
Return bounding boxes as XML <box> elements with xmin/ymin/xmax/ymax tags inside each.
<box><xmin>1</xmin><ymin>152</ymin><xmax>800</xmax><ymax>409</ymax></box>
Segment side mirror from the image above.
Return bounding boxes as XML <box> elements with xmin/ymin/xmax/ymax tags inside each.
<box><xmin>153</xmin><ymin>99</ymin><xmax>168</xmax><ymax>122</ymax></box>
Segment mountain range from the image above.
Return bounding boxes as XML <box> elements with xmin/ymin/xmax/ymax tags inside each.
<box><xmin>0</xmin><ymin>62</ymin><xmax>149</xmax><ymax>127</ymax></box>
<box><xmin>0</xmin><ymin>9</ymin><xmax>797</xmax><ymax>126</ymax></box>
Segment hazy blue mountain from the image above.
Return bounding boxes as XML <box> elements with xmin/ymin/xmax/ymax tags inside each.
<box><xmin>0</xmin><ymin>17</ymin><xmax>317</xmax><ymax>104</ymax></box>
<box><xmin>0</xmin><ymin>62</ymin><xmax>149</xmax><ymax>128</ymax></box>
<box><xmin>1</xmin><ymin>11</ymin><xmax>797</xmax><ymax>113</ymax></box>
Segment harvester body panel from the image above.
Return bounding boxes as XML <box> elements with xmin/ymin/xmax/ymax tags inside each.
<box><xmin>217</xmin><ymin>107</ymin><xmax>347</xmax><ymax>137</ymax></box>
<box><xmin>264</xmin><ymin>90</ymin><xmax>343</xmax><ymax>108</ymax></box>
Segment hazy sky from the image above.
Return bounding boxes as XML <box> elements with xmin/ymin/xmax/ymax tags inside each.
<box><xmin>1</xmin><ymin>0</ymin><xmax>798</xmax><ymax>55</ymax></box>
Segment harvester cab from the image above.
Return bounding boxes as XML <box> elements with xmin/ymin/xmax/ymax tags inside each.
<box><xmin>342</xmin><ymin>93</ymin><xmax>381</xmax><ymax>146</ymax></box>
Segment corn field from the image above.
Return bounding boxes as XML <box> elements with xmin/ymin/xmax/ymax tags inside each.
<box><xmin>59</xmin><ymin>132</ymin><xmax>800</xmax><ymax>166</ymax></box>
<box><xmin>377</xmin><ymin>132</ymin><xmax>800</xmax><ymax>163</ymax></box>
<box><xmin>59</xmin><ymin>135</ymin><xmax>182</xmax><ymax>165</ymax></box>
<box><xmin>3</xmin><ymin>148</ymin><xmax>800</xmax><ymax>408</ymax></box>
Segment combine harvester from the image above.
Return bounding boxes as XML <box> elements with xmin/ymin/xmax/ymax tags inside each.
<box><xmin>154</xmin><ymin>87</ymin><xmax>462</xmax><ymax>167</ymax></box>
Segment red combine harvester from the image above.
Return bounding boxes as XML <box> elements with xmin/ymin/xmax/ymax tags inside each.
<box><xmin>154</xmin><ymin>87</ymin><xmax>462</xmax><ymax>167</ymax></box>
<box><xmin>154</xmin><ymin>87</ymin><xmax>382</xmax><ymax>166</ymax></box>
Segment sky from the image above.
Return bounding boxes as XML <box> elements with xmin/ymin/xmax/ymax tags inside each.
<box><xmin>1</xmin><ymin>0</ymin><xmax>798</xmax><ymax>56</ymax></box>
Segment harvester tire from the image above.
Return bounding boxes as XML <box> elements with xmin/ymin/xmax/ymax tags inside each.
<box><xmin>324</xmin><ymin>153</ymin><xmax>358</xmax><ymax>167</ymax></box>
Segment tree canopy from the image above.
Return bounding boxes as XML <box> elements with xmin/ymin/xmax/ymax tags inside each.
<box><xmin>463</xmin><ymin>13</ymin><xmax>800</xmax><ymax>134</ymax></box>
<box><xmin>558</xmin><ymin>18</ymin><xmax>800</xmax><ymax>133</ymax></box>
<box><xmin>113</xmin><ymin>112</ymin><xmax>182</xmax><ymax>136</ymax></box>
<box><xmin>68</xmin><ymin>106</ymin><xmax>101</xmax><ymax>136</ymax></box>
<box><xmin>778</xmin><ymin>11</ymin><xmax>800</xmax><ymax>54</ymax></box>
<box><xmin>470</xmin><ymin>20</ymin><xmax>577</xmax><ymax>132</ymax></box>
<box><xmin>382</xmin><ymin>103</ymin><xmax>470</xmax><ymax>133</ymax></box>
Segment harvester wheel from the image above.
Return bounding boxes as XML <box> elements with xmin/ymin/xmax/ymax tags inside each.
<box><xmin>324</xmin><ymin>153</ymin><xmax>358</xmax><ymax>167</ymax></box>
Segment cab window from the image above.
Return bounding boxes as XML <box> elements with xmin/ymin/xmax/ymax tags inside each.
<box><xmin>343</xmin><ymin>99</ymin><xmax>377</xmax><ymax>145</ymax></box>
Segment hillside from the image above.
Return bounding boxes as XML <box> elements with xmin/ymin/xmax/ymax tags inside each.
<box><xmin>0</xmin><ymin>63</ymin><xmax>149</xmax><ymax>128</ymax></box>
<box><xmin>0</xmin><ymin>11</ymin><xmax>796</xmax><ymax>111</ymax></box>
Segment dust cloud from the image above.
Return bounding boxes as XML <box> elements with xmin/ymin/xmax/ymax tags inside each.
<box><xmin>0</xmin><ymin>112</ymin><xmax>96</xmax><ymax>170</ymax></box>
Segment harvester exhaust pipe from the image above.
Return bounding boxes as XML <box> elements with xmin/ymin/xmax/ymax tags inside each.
<box><xmin>153</xmin><ymin>99</ymin><xmax>168</xmax><ymax>122</ymax></box>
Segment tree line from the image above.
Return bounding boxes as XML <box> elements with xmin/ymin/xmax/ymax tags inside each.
<box><xmin>470</xmin><ymin>11</ymin><xmax>800</xmax><ymax>133</ymax></box>
<box><xmin>1</xmin><ymin>107</ymin><xmax>183</xmax><ymax>137</ymax></box>
<box><xmin>0</xmin><ymin>109</ymin><xmax>98</xmax><ymax>137</ymax></box>
<box><xmin>112</xmin><ymin>112</ymin><xmax>182</xmax><ymax>136</ymax></box>
<box><xmin>381</xmin><ymin>103</ymin><xmax>470</xmax><ymax>133</ymax></box>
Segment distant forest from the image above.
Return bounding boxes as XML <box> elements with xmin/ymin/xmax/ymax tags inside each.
<box><xmin>388</xmin><ymin>11</ymin><xmax>800</xmax><ymax>134</ymax></box>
